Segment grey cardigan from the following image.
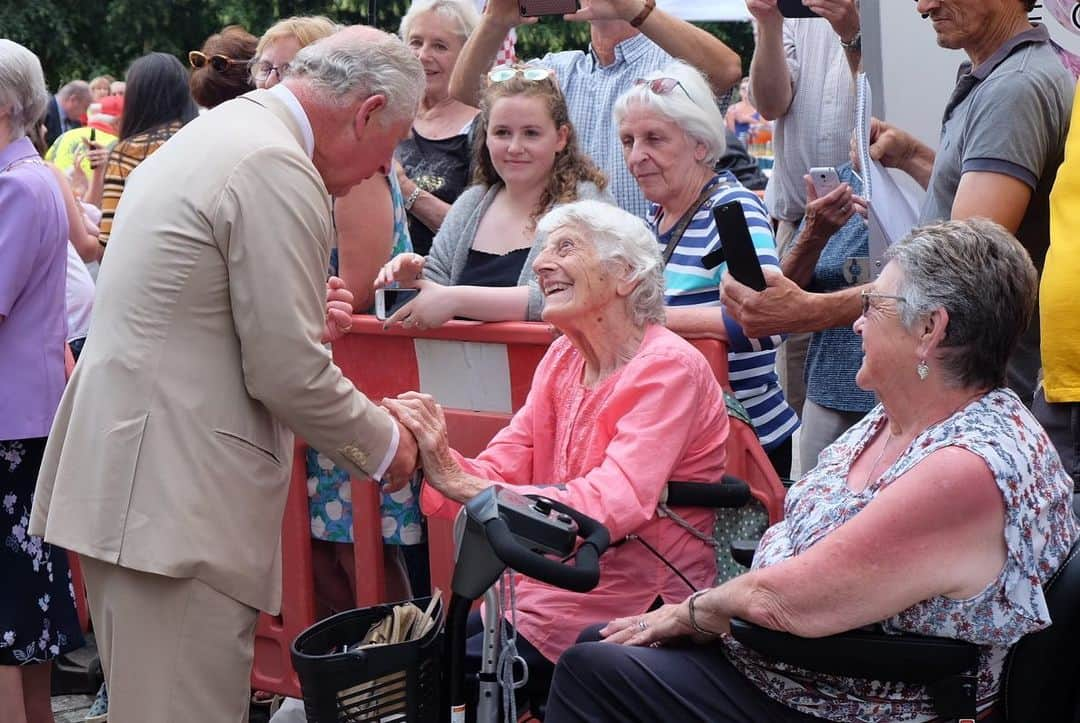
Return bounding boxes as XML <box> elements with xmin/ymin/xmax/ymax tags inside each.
<box><xmin>423</xmin><ymin>180</ymin><xmax>611</xmax><ymax>320</ymax></box>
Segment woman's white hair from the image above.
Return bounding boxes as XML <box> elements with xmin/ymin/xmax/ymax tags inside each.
<box><xmin>288</xmin><ymin>27</ymin><xmax>424</xmax><ymax>125</ymax></box>
<box><xmin>612</xmin><ymin>60</ymin><xmax>726</xmax><ymax>165</ymax></box>
<box><xmin>399</xmin><ymin>0</ymin><xmax>481</xmax><ymax>42</ymax></box>
<box><xmin>0</xmin><ymin>40</ymin><xmax>49</xmax><ymax>143</ymax></box>
<box><xmin>537</xmin><ymin>200</ymin><xmax>666</xmax><ymax>327</ymax></box>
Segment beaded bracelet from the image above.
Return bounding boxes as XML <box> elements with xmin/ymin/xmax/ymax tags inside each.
<box><xmin>404</xmin><ymin>185</ymin><xmax>423</xmax><ymax>211</ymax></box>
<box><xmin>687</xmin><ymin>590</ymin><xmax>725</xmax><ymax>638</ymax></box>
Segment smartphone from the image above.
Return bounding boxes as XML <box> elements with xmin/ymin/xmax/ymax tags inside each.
<box><xmin>519</xmin><ymin>0</ymin><xmax>579</xmax><ymax>17</ymax></box>
<box><xmin>708</xmin><ymin>201</ymin><xmax>767</xmax><ymax>292</ymax></box>
<box><xmin>89</xmin><ymin>128</ymin><xmax>96</xmax><ymax>143</ymax></box>
<box><xmin>777</xmin><ymin>0</ymin><xmax>820</xmax><ymax>18</ymax></box>
<box><xmin>809</xmin><ymin>166</ymin><xmax>841</xmax><ymax>198</ymax></box>
<box><xmin>375</xmin><ymin>287</ymin><xmax>420</xmax><ymax>321</ymax></box>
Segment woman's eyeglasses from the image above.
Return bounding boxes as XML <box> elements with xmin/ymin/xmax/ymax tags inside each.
<box><xmin>487</xmin><ymin>65</ymin><xmax>555</xmax><ymax>84</ymax></box>
<box><xmin>250</xmin><ymin>61</ymin><xmax>290</xmax><ymax>84</ymax></box>
<box><xmin>860</xmin><ymin>291</ymin><xmax>907</xmax><ymax>316</ymax></box>
<box><xmin>634</xmin><ymin>77</ymin><xmax>694</xmax><ymax>103</ymax></box>
<box><xmin>188</xmin><ymin>51</ymin><xmax>245</xmax><ymax>73</ymax></box>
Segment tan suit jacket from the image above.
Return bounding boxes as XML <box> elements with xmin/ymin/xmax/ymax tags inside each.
<box><xmin>30</xmin><ymin>91</ymin><xmax>396</xmax><ymax>613</ymax></box>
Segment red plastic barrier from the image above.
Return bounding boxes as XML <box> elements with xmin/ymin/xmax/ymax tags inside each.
<box><xmin>251</xmin><ymin>316</ymin><xmax>773</xmax><ymax>696</ymax></box>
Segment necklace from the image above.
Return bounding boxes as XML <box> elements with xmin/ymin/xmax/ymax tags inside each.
<box><xmin>861</xmin><ymin>430</ymin><xmax>894</xmax><ymax>490</ymax></box>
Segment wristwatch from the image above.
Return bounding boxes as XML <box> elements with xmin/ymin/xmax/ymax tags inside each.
<box><xmin>840</xmin><ymin>30</ymin><xmax>862</xmax><ymax>51</ymax></box>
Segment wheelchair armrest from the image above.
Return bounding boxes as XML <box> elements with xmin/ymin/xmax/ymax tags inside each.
<box><xmin>728</xmin><ymin>618</ymin><xmax>979</xmax><ymax>684</ymax></box>
<box><xmin>664</xmin><ymin>476</ymin><xmax>751</xmax><ymax>509</ymax></box>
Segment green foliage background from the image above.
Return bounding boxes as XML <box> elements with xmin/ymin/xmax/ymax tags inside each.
<box><xmin>1</xmin><ymin>1</ymin><xmax>752</xmax><ymax>91</ymax></box>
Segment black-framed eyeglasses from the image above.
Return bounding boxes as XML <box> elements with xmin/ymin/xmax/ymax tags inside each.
<box><xmin>250</xmin><ymin>60</ymin><xmax>290</xmax><ymax>84</ymax></box>
<box><xmin>189</xmin><ymin>51</ymin><xmax>245</xmax><ymax>73</ymax></box>
<box><xmin>860</xmin><ymin>291</ymin><xmax>907</xmax><ymax>316</ymax></box>
<box><xmin>634</xmin><ymin>77</ymin><xmax>695</xmax><ymax>104</ymax></box>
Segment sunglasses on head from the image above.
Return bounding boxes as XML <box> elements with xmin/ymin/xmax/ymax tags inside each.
<box><xmin>634</xmin><ymin>77</ymin><xmax>695</xmax><ymax>103</ymax></box>
<box><xmin>487</xmin><ymin>65</ymin><xmax>555</xmax><ymax>84</ymax></box>
<box><xmin>188</xmin><ymin>51</ymin><xmax>245</xmax><ymax>73</ymax></box>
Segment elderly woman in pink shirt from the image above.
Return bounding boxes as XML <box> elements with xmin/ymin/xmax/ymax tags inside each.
<box><xmin>385</xmin><ymin>199</ymin><xmax>729</xmax><ymax>708</ymax></box>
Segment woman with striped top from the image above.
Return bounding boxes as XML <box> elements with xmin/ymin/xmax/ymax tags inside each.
<box><xmin>89</xmin><ymin>53</ymin><xmax>197</xmax><ymax>254</ymax></box>
<box><xmin>615</xmin><ymin>61</ymin><xmax>798</xmax><ymax>477</ymax></box>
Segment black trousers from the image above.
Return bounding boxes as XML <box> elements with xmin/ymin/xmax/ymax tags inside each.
<box><xmin>544</xmin><ymin>624</ymin><xmax>825</xmax><ymax>723</ymax></box>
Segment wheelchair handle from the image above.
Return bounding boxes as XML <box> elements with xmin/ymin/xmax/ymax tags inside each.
<box><xmin>483</xmin><ymin>499</ymin><xmax>610</xmax><ymax>593</ymax></box>
<box><xmin>664</xmin><ymin>475</ymin><xmax>752</xmax><ymax>508</ymax></box>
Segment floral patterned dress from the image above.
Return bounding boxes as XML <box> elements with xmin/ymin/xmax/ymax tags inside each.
<box><xmin>723</xmin><ymin>388</ymin><xmax>1078</xmax><ymax>722</ymax></box>
<box><xmin>308</xmin><ymin>171</ymin><xmax>424</xmax><ymax>545</ymax></box>
<box><xmin>1</xmin><ymin>439</ymin><xmax>84</xmax><ymax>665</ymax></box>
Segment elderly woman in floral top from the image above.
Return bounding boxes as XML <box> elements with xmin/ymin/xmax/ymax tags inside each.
<box><xmin>548</xmin><ymin>219</ymin><xmax>1079</xmax><ymax>723</ymax></box>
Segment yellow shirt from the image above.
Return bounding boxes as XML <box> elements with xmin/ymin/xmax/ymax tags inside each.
<box><xmin>44</xmin><ymin>126</ymin><xmax>118</xmax><ymax>177</ymax></box>
<box><xmin>1043</xmin><ymin>94</ymin><xmax>1080</xmax><ymax>402</ymax></box>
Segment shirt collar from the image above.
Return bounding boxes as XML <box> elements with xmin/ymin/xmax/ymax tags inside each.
<box><xmin>0</xmin><ymin>137</ymin><xmax>38</xmax><ymax>171</ymax></box>
<box><xmin>588</xmin><ymin>32</ymin><xmax>653</xmax><ymax>70</ymax></box>
<box><xmin>962</xmin><ymin>24</ymin><xmax>1050</xmax><ymax>82</ymax></box>
<box><xmin>269</xmin><ymin>83</ymin><xmax>314</xmax><ymax>159</ymax></box>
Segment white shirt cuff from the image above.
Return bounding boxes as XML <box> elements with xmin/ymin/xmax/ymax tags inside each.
<box><xmin>371</xmin><ymin>420</ymin><xmax>399</xmax><ymax>482</ymax></box>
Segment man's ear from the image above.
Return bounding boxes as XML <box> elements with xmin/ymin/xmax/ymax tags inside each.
<box><xmin>353</xmin><ymin>93</ymin><xmax>388</xmax><ymax>136</ymax></box>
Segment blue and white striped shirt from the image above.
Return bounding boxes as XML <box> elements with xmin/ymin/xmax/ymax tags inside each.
<box><xmin>651</xmin><ymin>173</ymin><xmax>799</xmax><ymax>451</ymax></box>
<box><xmin>536</xmin><ymin>34</ymin><xmax>731</xmax><ymax>220</ymax></box>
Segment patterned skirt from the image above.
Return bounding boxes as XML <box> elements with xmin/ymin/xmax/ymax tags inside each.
<box><xmin>0</xmin><ymin>438</ymin><xmax>84</xmax><ymax>665</ymax></box>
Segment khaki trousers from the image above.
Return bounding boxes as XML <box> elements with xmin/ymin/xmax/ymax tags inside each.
<box><xmin>774</xmin><ymin>218</ymin><xmax>809</xmax><ymax>419</ymax></box>
<box><xmin>80</xmin><ymin>555</ymin><xmax>259</xmax><ymax>723</ymax></box>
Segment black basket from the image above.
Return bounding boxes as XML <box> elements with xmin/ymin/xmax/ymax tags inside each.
<box><xmin>291</xmin><ymin>597</ymin><xmax>443</xmax><ymax>723</ymax></box>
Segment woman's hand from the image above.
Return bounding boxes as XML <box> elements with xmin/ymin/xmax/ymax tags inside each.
<box><xmin>382</xmin><ymin>392</ymin><xmax>469</xmax><ymax>498</ymax></box>
<box><xmin>600</xmin><ymin>602</ymin><xmax>698</xmax><ymax>647</ymax></box>
<box><xmin>800</xmin><ymin>176</ymin><xmax>865</xmax><ymax>248</ymax></box>
<box><xmin>383</xmin><ymin>280</ymin><xmax>457</xmax><ymax>330</ymax></box>
<box><xmin>374</xmin><ymin>252</ymin><xmax>426</xmax><ymax>289</ymax></box>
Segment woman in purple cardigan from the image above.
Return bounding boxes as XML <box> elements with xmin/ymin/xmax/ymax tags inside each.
<box><xmin>0</xmin><ymin>40</ymin><xmax>85</xmax><ymax>720</ymax></box>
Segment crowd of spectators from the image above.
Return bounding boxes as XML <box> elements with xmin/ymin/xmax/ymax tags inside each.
<box><xmin>2</xmin><ymin>0</ymin><xmax>1079</xmax><ymax>721</ymax></box>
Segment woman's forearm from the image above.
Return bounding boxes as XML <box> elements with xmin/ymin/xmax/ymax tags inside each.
<box><xmin>400</xmin><ymin>175</ymin><xmax>452</xmax><ymax>234</ymax></box>
<box><xmin>664</xmin><ymin>306</ymin><xmax>730</xmax><ymax>342</ymax></box>
<box><xmin>446</xmin><ymin>285</ymin><xmax>530</xmax><ymax>322</ymax></box>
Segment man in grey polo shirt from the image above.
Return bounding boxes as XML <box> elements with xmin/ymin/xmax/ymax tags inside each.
<box><xmin>724</xmin><ymin>0</ymin><xmax>1073</xmax><ymax>409</ymax></box>
<box><xmin>449</xmin><ymin>0</ymin><xmax>742</xmax><ymax>219</ymax></box>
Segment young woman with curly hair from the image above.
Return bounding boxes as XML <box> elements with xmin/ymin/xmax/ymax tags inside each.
<box><xmin>375</xmin><ymin>65</ymin><xmax>610</xmax><ymax>328</ymax></box>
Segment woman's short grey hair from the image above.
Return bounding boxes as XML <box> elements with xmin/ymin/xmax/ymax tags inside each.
<box><xmin>399</xmin><ymin>0</ymin><xmax>481</xmax><ymax>42</ymax></box>
<box><xmin>0</xmin><ymin>40</ymin><xmax>49</xmax><ymax>143</ymax></box>
<box><xmin>612</xmin><ymin>60</ymin><xmax>726</xmax><ymax>165</ymax></box>
<box><xmin>288</xmin><ymin>28</ymin><xmax>424</xmax><ymax>125</ymax></box>
<box><xmin>537</xmin><ymin>200</ymin><xmax>666</xmax><ymax>327</ymax></box>
<box><xmin>886</xmin><ymin>218</ymin><xmax>1038</xmax><ymax>391</ymax></box>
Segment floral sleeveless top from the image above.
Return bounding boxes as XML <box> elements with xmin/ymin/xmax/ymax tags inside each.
<box><xmin>723</xmin><ymin>388</ymin><xmax>1077</xmax><ymax>722</ymax></box>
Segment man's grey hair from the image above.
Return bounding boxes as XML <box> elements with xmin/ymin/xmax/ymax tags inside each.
<box><xmin>886</xmin><ymin>218</ymin><xmax>1038</xmax><ymax>391</ymax></box>
<box><xmin>400</xmin><ymin>0</ymin><xmax>481</xmax><ymax>43</ymax></box>
<box><xmin>288</xmin><ymin>28</ymin><xmax>424</xmax><ymax>125</ymax></box>
<box><xmin>613</xmin><ymin>60</ymin><xmax>726</xmax><ymax>165</ymax></box>
<box><xmin>537</xmin><ymin>200</ymin><xmax>666</xmax><ymax>328</ymax></box>
<box><xmin>0</xmin><ymin>40</ymin><xmax>49</xmax><ymax>143</ymax></box>
<box><xmin>57</xmin><ymin>80</ymin><xmax>91</xmax><ymax>103</ymax></box>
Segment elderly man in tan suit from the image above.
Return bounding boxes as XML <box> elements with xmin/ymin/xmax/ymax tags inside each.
<box><xmin>29</xmin><ymin>26</ymin><xmax>425</xmax><ymax>722</ymax></box>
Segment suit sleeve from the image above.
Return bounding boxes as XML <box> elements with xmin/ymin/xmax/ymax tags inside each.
<box><xmin>212</xmin><ymin>147</ymin><xmax>397</xmax><ymax>479</ymax></box>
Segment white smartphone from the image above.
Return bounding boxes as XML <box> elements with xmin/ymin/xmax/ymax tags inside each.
<box><xmin>809</xmin><ymin>166</ymin><xmax>841</xmax><ymax>198</ymax></box>
<box><xmin>374</xmin><ymin>287</ymin><xmax>420</xmax><ymax>321</ymax></box>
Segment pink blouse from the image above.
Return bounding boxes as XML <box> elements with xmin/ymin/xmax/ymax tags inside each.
<box><xmin>422</xmin><ymin>324</ymin><xmax>729</xmax><ymax>661</ymax></box>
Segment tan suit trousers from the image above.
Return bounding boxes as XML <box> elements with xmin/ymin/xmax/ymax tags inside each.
<box><xmin>774</xmin><ymin>218</ymin><xmax>809</xmax><ymax>419</ymax></box>
<box><xmin>80</xmin><ymin>555</ymin><xmax>259</xmax><ymax>723</ymax></box>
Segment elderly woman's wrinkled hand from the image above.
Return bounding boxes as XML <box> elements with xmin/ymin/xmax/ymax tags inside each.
<box><xmin>374</xmin><ymin>252</ymin><xmax>426</xmax><ymax>290</ymax></box>
<box><xmin>383</xmin><ymin>279</ymin><xmax>457</xmax><ymax>331</ymax></box>
<box><xmin>722</xmin><ymin>268</ymin><xmax>807</xmax><ymax>338</ymax></box>
<box><xmin>382</xmin><ymin>392</ymin><xmax>459</xmax><ymax>492</ymax></box>
<box><xmin>601</xmin><ymin>602</ymin><xmax>696</xmax><ymax>647</ymax></box>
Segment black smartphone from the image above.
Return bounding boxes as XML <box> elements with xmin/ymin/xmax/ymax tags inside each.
<box><xmin>519</xmin><ymin>0</ymin><xmax>579</xmax><ymax>17</ymax></box>
<box><xmin>709</xmin><ymin>201</ymin><xmax>767</xmax><ymax>292</ymax></box>
<box><xmin>778</xmin><ymin>0</ymin><xmax>820</xmax><ymax>18</ymax></box>
<box><xmin>375</xmin><ymin>287</ymin><xmax>420</xmax><ymax>321</ymax></box>
<box><xmin>89</xmin><ymin>128</ymin><xmax>96</xmax><ymax>143</ymax></box>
